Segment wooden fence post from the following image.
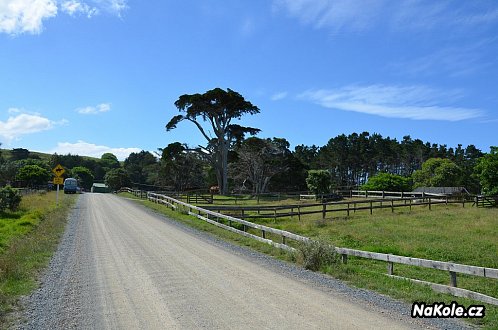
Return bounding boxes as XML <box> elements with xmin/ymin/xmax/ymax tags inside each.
<box><xmin>322</xmin><ymin>203</ymin><xmax>326</xmax><ymax>219</ymax></box>
<box><xmin>387</xmin><ymin>262</ymin><xmax>394</xmax><ymax>275</ymax></box>
<box><xmin>450</xmin><ymin>271</ymin><xmax>457</xmax><ymax>287</ymax></box>
<box><xmin>341</xmin><ymin>254</ymin><xmax>348</xmax><ymax>264</ymax></box>
<box><xmin>370</xmin><ymin>201</ymin><xmax>373</xmax><ymax>215</ymax></box>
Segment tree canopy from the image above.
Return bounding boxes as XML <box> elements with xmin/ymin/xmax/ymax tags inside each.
<box><xmin>104</xmin><ymin>168</ymin><xmax>131</xmax><ymax>191</ymax></box>
<box><xmin>361</xmin><ymin>172</ymin><xmax>412</xmax><ymax>191</ymax></box>
<box><xmin>306</xmin><ymin>170</ymin><xmax>332</xmax><ymax>197</ymax></box>
<box><xmin>159</xmin><ymin>143</ymin><xmax>205</xmax><ymax>191</ymax></box>
<box><xmin>72</xmin><ymin>166</ymin><xmax>94</xmax><ymax>190</ymax></box>
<box><xmin>474</xmin><ymin>146</ymin><xmax>498</xmax><ymax>195</ymax></box>
<box><xmin>230</xmin><ymin>137</ymin><xmax>289</xmax><ymax>194</ymax></box>
<box><xmin>16</xmin><ymin>165</ymin><xmax>50</xmax><ymax>187</ymax></box>
<box><xmin>412</xmin><ymin>158</ymin><xmax>463</xmax><ymax>188</ymax></box>
<box><xmin>124</xmin><ymin>150</ymin><xmax>158</xmax><ymax>185</ymax></box>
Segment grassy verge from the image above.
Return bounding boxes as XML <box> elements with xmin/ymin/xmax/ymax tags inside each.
<box><xmin>123</xmin><ymin>192</ymin><xmax>498</xmax><ymax>328</ymax></box>
<box><xmin>0</xmin><ymin>191</ymin><xmax>77</xmax><ymax>327</ymax></box>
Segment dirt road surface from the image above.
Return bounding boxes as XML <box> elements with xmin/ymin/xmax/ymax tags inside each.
<box><xmin>16</xmin><ymin>194</ymin><xmax>470</xmax><ymax>329</ymax></box>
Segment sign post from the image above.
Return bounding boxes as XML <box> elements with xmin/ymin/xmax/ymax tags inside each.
<box><xmin>52</xmin><ymin>165</ymin><xmax>65</xmax><ymax>206</ymax></box>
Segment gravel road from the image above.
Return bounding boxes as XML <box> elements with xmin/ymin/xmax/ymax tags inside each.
<box><xmin>15</xmin><ymin>194</ymin><xmax>471</xmax><ymax>329</ymax></box>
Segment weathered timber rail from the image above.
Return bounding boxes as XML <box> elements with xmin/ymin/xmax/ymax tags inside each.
<box><xmin>120</xmin><ymin>188</ymin><xmax>498</xmax><ymax>306</ymax></box>
<box><xmin>475</xmin><ymin>195</ymin><xmax>498</xmax><ymax>207</ymax></box>
<box><xmin>146</xmin><ymin>192</ymin><xmax>309</xmax><ymax>252</ymax></box>
<box><xmin>201</xmin><ymin>196</ymin><xmax>470</xmax><ymax>221</ymax></box>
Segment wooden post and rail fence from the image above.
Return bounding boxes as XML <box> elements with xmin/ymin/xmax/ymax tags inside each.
<box><xmin>120</xmin><ymin>188</ymin><xmax>498</xmax><ymax>306</ymax></box>
<box><xmin>201</xmin><ymin>196</ymin><xmax>471</xmax><ymax>221</ymax></box>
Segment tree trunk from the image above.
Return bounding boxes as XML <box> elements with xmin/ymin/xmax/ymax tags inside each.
<box><xmin>220</xmin><ymin>141</ymin><xmax>229</xmax><ymax>195</ymax></box>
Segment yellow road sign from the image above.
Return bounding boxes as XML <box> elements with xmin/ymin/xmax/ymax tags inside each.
<box><xmin>52</xmin><ymin>164</ymin><xmax>65</xmax><ymax>177</ymax></box>
<box><xmin>53</xmin><ymin>177</ymin><xmax>64</xmax><ymax>185</ymax></box>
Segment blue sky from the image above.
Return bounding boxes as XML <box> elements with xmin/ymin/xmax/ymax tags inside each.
<box><xmin>1</xmin><ymin>0</ymin><xmax>497</xmax><ymax>160</ymax></box>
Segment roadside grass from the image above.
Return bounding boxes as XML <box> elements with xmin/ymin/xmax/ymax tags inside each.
<box><xmin>0</xmin><ymin>192</ymin><xmax>76</xmax><ymax>327</ymax></box>
<box><xmin>123</xmin><ymin>192</ymin><xmax>498</xmax><ymax>328</ymax></box>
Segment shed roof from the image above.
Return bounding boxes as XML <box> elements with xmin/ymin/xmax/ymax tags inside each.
<box><xmin>413</xmin><ymin>187</ymin><xmax>469</xmax><ymax>195</ymax></box>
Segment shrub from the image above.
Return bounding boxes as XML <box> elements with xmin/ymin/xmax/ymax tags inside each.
<box><xmin>0</xmin><ymin>186</ymin><xmax>22</xmax><ymax>212</ymax></box>
<box><xmin>306</xmin><ymin>170</ymin><xmax>332</xmax><ymax>197</ymax></box>
<box><xmin>297</xmin><ymin>240</ymin><xmax>339</xmax><ymax>271</ymax></box>
<box><xmin>361</xmin><ymin>172</ymin><xmax>412</xmax><ymax>191</ymax></box>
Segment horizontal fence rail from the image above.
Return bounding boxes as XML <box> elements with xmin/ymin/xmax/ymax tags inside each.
<box><xmin>202</xmin><ymin>196</ymin><xmax>470</xmax><ymax>221</ymax></box>
<box><xmin>146</xmin><ymin>192</ymin><xmax>310</xmax><ymax>252</ymax></box>
<box><xmin>119</xmin><ymin>188</ymin><xmax>498</xmax><ymax>306</ymax></box>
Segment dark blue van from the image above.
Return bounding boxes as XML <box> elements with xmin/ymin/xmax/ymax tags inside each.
<box><xmin>63</xmin><ymin>178</ymin><xmax>78</xmax><ymax>194</ymax></box>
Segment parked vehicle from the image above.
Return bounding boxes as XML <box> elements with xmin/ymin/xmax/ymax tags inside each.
<box><xmin>63</xmin><ymin>178</ymin><xmax>78</xmax><ymax>194</ymax></box>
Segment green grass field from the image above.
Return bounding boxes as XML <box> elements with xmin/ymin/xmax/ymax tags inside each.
<box><xmin>0</xmin><ymin>191</ymin><xmax>76</xmax><ymax>327</ymax></box>
<box><xmin>126</xmin><ymin>192</ymin><xmax>498</xmax><ymax>329</ymax></box>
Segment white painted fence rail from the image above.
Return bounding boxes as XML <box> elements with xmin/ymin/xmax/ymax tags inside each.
<box><xmin>120</xmin><ymin>188</ymin><xmax>498</xmax><ymax>306</ymax></box>
<box><xmin>147</xmin><ymin>192</ymin><xmax>310</xmax><ymax>252</ymax></box>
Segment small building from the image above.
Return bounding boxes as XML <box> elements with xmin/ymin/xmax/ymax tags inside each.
<box><xmin>413</xmin><ymin>187</ymin><xmax>469</xmax><ymax>197</ymax></box>
<box><xmin>91</xmin><ymin>183</ymin><xmax>110</xmax><ymax>193</ymax></box>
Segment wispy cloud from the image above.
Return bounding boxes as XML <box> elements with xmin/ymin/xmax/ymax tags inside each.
<box><xmin>61</xmin><ymin>1</ymin><xmax>98</xmax><ymax>18</ymax></box>
<box><xmin>50</xmin><ymin>140</ymin><xmax>140</xmax><ymax>160</ymax></box>
<box><xmin>0</xmin><ymin>0</ymin><xmax>128</xmax><ymax>35</ymax></box>
<box><xmin>240</xmin><ymin>17</ymin><xmax>256</xmax><ymax>36</ymax></box>
<box><xmin>271</xmin><ymin>91</ymin><xmax>288</xmax><ymax>101</ymax></box>
<box><xmin>76</xmin><ymin>102</ymin><xmax>111</xmax><ymax>115</ymax></box>
<box><xmin>0</xmin><ymin>109</ymin><xmax>66</xmax><ymax>142</ymax></box>
<box><xmin>390</xmin><ymin>38</ymin><xmax>497</xmax><ymax>78</ymax></box>
<box><xmin>299</xmin><ymin>85</ymin><xmax>483</xmax><ymax>121</ymax></box>
<box><xmin>94</xmin><ymin>0</ymin><xmax>128</xmax><ymax>17</ymax></box>
<box><xmin>273</xmin><ymin>0</ymin><xmax>498</xmax><ymax>33</ymax></box>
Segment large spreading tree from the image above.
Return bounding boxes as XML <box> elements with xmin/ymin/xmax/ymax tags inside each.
<box><xmin>166</xmin><ymin>88</ymin><xmax>260</xmax><ymax>194</ymax></box>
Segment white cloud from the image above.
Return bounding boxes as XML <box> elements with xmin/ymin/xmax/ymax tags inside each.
<box><xmin>273</xmin><ymin>0</ymin><xmax>498</xmax><ymax>33</ymax></box>
<box><xmin>0</xmin><ymin>0</ymin><xmax>128</xmax><ymax>35</ymax></box>
<box><xmin>76</xmin><ymin>102</ymin><xmax>111</xmax><ymax>115</ymax></box>
<box><xmin>94</xmin><ymin>0</ymin><xmax>127</xmax><ymax>16</ymax></box>
<box><xmin>0</xmin><ymin>112</ymin><xmax>56</xmax><ymax>141</ymax></box>
<box><xmin>299</xmin><ymin>85</ymin><xmax>483</xmax><ymax>121</ymax></box>
<box><xmin>50</xmin><ymin>140</ymin><xmax>141</xmax><ymax>160</ymax></box>
<box><xmin>271</xmin><ymin>91</ymin><xmax>288</xmax><ymax>101</ymax></box>
<box><xmin>0</xmin><ymin>0</ymin><xmax>57</xmax><ymax>35</ymax></box>
<box><xmin>61</xmin><ymin>1</ymin><xmax>98</xmax><ymax>18</ymax></box>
